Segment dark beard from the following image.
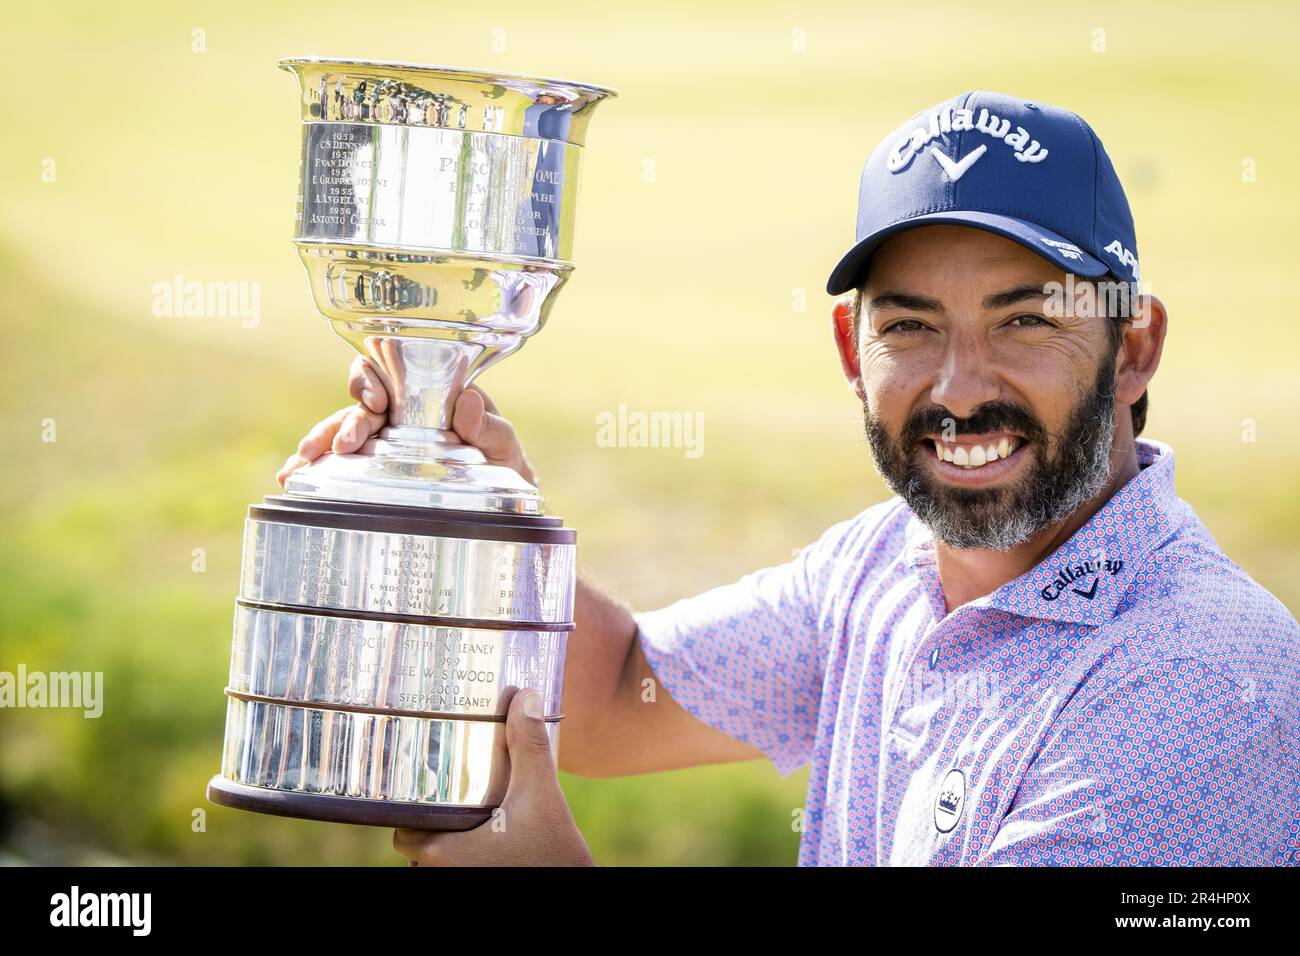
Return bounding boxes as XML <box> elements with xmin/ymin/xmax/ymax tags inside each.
<box><xmin>863</xmin><ymin>352</ymin><xmax>1118</xmax><ymax>551</ymax></box>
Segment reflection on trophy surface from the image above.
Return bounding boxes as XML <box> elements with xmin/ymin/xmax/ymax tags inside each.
<box><xmin>206</xmin><ymin>57</ymin><xmax>614</xmax><ymax>830</ymax></box>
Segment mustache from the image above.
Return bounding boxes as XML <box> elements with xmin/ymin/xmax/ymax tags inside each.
<box><xmin>898</xmin><ymin>400</ymin><xmax>1049</xmax><ymax>450</ymax></box>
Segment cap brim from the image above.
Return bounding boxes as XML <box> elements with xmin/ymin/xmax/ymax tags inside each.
<box><xmin>824</xmin><ymin>211</ymin><xmax>1110</xmax><ymax>296</ymax></box>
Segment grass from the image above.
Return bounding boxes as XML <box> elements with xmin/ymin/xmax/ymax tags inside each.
<box><xmin>1</xmin><ymin>0</ymin><xmax>1297</xmax><ymax>865</ymax></box>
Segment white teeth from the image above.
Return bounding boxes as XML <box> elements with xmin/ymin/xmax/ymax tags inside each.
<box><xmin>935</xmin><ymin>436</ymin><xmax>1020</xmax><ymax>470</ymax></box>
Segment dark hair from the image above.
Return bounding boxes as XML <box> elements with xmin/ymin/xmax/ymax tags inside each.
<box><xmin>848</xmin><ymin>283</ymin><xmax>1148</xmax><ymax>436</ymax></box>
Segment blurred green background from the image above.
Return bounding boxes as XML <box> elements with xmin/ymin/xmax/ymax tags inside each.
<box><xmin>1</xmin><ymin>0</ymin><xmax>1297</xmax><ymax>865</ymax></box>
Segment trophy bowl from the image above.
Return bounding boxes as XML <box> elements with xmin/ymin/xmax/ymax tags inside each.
<box><xmin>207</xmin><ymin>57</ymin><xmax>614</xmax><ymax>831</ymax></box>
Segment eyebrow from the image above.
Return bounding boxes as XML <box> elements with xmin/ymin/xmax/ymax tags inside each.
<box><xmin>867</xmin><ymin>292</ymin><xmax>943</xmax><ymax>314</ymax></box>
<box><xmin>867</xmin><ymin>283</ymin><xmax>1051</xmax><ymax>315</ymax></box>
<box><xmin>981</xmin><ymin>284</ymin><xmax>1050</xmax><ymax>310</ymax></box>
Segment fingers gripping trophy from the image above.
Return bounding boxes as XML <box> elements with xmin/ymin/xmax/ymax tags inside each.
<box><xmin>206</xmin><ymin>58</ymin><xmax>615</xmax><ymax>830</ymax></box>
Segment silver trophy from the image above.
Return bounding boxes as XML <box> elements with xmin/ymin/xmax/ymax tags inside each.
<box><xmin>207</xmin><ymin>57</ymin><xmax>614</xmax><ymax>830</ymax></box>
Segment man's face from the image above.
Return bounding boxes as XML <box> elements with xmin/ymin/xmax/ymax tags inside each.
<box><xmin>853</xmin><ymin>226</ymin><xmax>1120</xmax><ymax>551</ymax></box>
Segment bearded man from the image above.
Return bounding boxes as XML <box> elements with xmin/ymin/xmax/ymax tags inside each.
<box><xmin>282</xmin><ymin>92</ymin><xmax>1300</xmax><ymax>866</ymax></box>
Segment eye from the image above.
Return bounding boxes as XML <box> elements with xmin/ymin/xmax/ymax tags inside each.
<box><xmin>1007</xmin><ymin>313</ymin><xmax>1053</xmax><ymax>329</ymax></box>
<box><xmin>882</xmin><ymin>318</ymin><xmax>929</xmax><ymax>335</ymax></box>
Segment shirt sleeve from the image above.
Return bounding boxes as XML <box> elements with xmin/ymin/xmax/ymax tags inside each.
<box><xmin>979</xmin><ymin>657</ymin><xmax>1300</xmax><ymax>866</ymax></box>
<box><xmin>634</xmin><ymin>514</ymin><xmax>865</xmax><ymax>776</ymax></box>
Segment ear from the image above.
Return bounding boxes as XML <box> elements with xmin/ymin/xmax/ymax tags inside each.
<box><xmin>1115</xmin><ymin>293</ymin><xmax>1167</xmax><ymax>408</ymax></box>
<box><xmin>831</xmin><ymin>299</ymin><xmax>865</xmax><ymax>401</ymax></box>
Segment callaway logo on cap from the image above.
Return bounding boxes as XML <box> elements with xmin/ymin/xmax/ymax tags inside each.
<box><xmin>825</xmin><ymin>91</ymin><xmax>1140</xmax><ymax>295</ymax></box>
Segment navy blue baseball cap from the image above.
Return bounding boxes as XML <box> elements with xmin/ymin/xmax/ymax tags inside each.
<box><xmin>826</xmin><ymin>91</ymin><xmax>1140</xmax><ymax>296</ymax></box>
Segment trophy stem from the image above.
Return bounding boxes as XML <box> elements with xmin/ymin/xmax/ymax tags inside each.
<box><xmin>283</xmin><ymin>315</ymin><xmax>541</xmax><ymax>513</ymax></box>
<box><xmin>357</xmin><ymin>334</ymin><xmax>476</xmax><ymax>432</ymax></box>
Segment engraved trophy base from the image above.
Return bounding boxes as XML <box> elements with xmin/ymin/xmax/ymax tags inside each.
<box><xmin>211</xmin><ymin>496</ymin><xmax>574</xmax><ymax>830</ymax></box>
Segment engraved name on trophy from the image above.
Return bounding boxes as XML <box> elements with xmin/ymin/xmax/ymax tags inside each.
<box><xmin>206</xmin><ymin>57</ymin><xmax>614</xmax><ymax>830</ymax></box>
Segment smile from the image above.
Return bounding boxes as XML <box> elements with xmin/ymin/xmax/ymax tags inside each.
<box><xmin>922</xmin><ymin>433</ymin><xmax>1028</xmax><ymax>483</ymax></box>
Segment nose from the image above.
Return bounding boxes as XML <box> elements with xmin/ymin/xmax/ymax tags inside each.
<box><xmin>929</xmin><ymin>334</ymin><xmax>1001</xmax><ymax>419</ymax></box>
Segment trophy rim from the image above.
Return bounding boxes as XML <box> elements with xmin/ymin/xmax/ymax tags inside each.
<box><xmin>278</xmin><ymin>55</ymin><xmax>619</xmax><ymax>99</ymax></box>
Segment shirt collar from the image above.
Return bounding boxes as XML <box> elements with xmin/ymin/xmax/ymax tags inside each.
<box><xmin>904</xmin><ymin>438</ymin><xmax>1191</xmax><ymax>626</ymax></box>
